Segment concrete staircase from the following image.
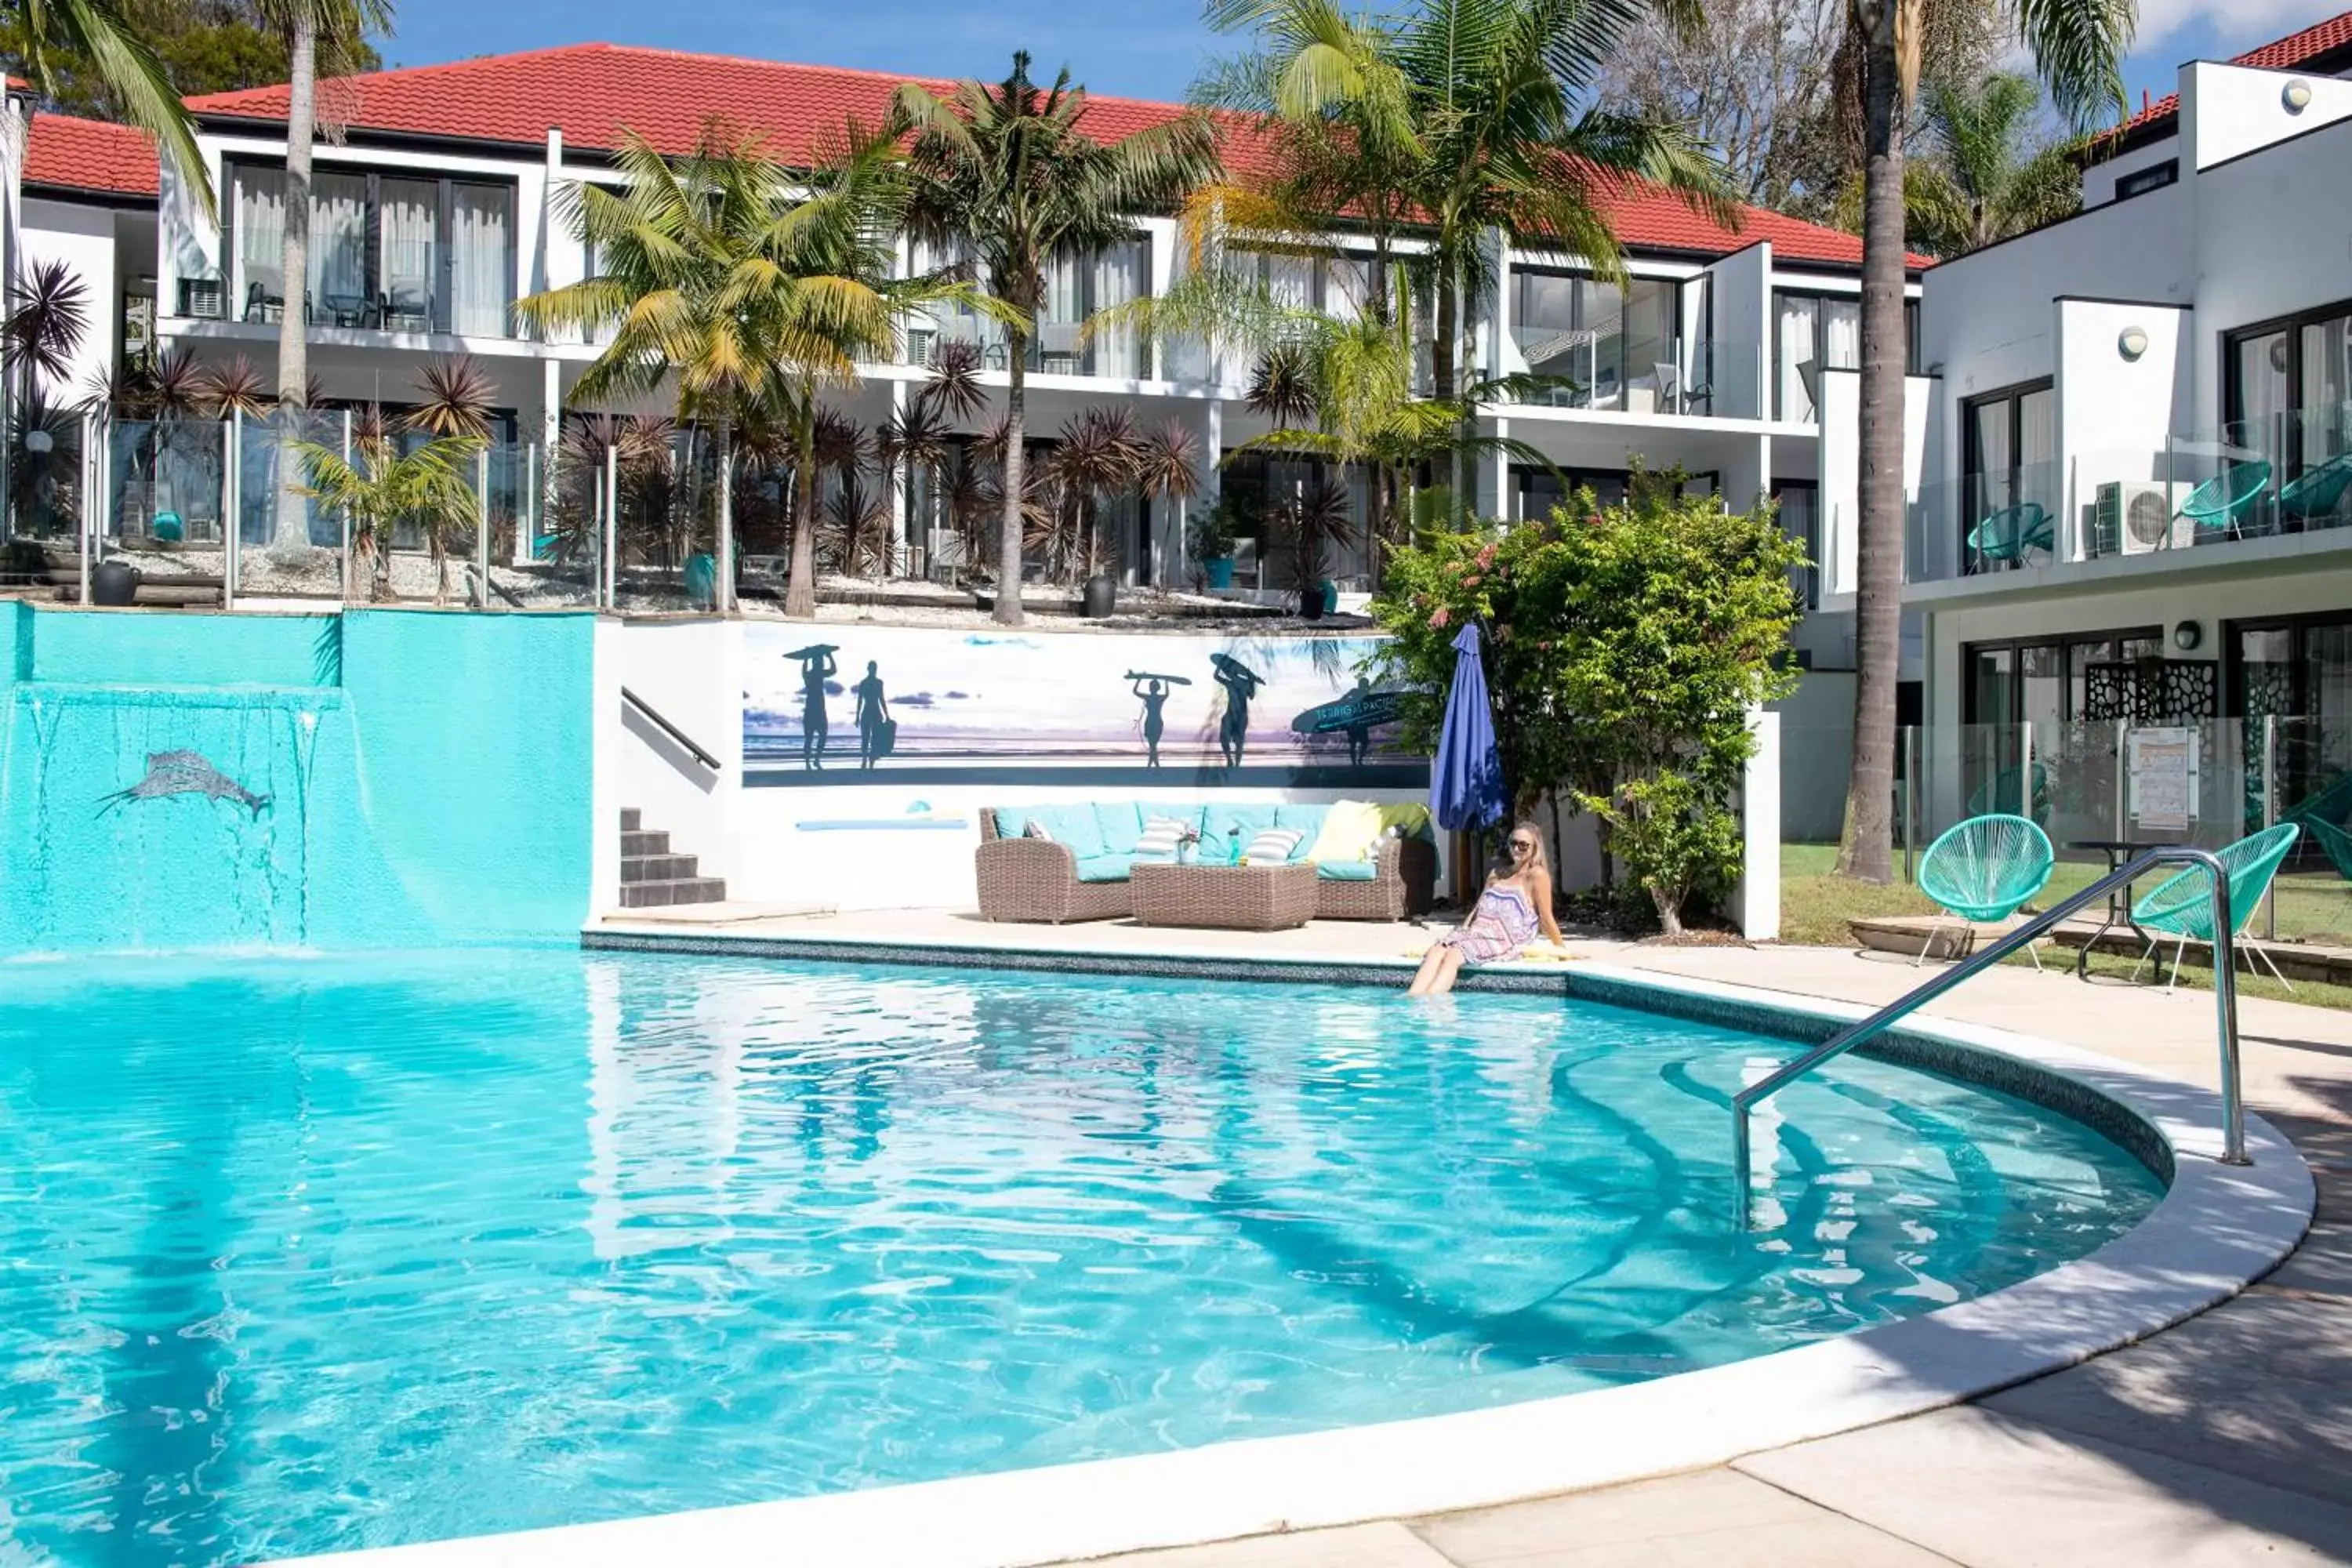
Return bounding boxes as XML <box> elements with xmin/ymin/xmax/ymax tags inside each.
<box><xmin>619</xmin><ymin>808</ymin><xmax>727</xmax><ymax>909</ymax></box>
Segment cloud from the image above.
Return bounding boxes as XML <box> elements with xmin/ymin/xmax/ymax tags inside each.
<box><xmin>2132</xmin><ymin>0</ymin><xmax>2310</xmax><ymax>51</ymax></box>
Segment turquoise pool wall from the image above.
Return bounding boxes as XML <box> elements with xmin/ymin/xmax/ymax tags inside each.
<box><xmin>0</xmin><ymin>607</ymin><xmax>599</xmax><ymax>952</ymax></box>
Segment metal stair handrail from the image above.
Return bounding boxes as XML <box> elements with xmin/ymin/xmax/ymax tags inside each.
<box><xmin>621</xmin><ymin>687</ymin><xmax>721</xmax><ymax>773</ymax></box>
<box><xmin>1733</xmin><ymin>846</ymin><xmax>2247</xmax><ymax>1229</ymax></box>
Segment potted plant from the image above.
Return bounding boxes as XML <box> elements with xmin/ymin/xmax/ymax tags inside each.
<box><xmin>1187</xmin><ymin>499</ymin><xmax>1241</xmax><ymax>592</ymax></box>
<box><xmin>1275</xmin><ymin>479</ymin><xmax>1354</xmax><ymax>622</ymax></box>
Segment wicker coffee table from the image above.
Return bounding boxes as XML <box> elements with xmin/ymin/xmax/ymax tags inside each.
<box><xmin>1130</xmin><ymin>860</ymin><xmax>1319</xmax><ymax>931</ymax></box>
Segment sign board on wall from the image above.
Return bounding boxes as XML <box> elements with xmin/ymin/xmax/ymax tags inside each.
<box><xmin>742</xmin><ymin>625</ymin><xmax>1425</xmax><ymax>789</ymax></box>
<box><xmin>2127</xmin><ymin>727</ymin><xmax>2198</xmax><ymax>833</ymax></box>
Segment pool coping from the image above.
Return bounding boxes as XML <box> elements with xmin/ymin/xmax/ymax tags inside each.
<box><xmin>282</xmin><ymin>936</ymin><xmax>2316</xmax><ymax>1568</ymax></box>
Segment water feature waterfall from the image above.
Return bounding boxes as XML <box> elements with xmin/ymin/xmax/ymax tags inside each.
<box><xmin>0</xmin><ymin>683</ymin><xmax>361</xmax><ymax>952</ymax></box>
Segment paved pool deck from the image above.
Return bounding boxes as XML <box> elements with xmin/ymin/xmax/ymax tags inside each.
<box><xmin>588</xmin><ymin>910</ymin><xmax>2352</xmax><ymax>1567</ymax></box>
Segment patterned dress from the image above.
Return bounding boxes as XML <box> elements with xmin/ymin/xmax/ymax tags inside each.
<box><xmin>1439</xmin><ymin>883</ymin><xmax>1539</xmax><ymax>962</ymax></box>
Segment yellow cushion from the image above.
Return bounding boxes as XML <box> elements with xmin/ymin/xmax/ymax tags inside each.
<box><xmin>1305</xmin><ymin>799</ymin><xmax>1385</xmax><ymax>867</ymax></box>
<box><xmin>1374</xmin><ymin>801</ymin><xmax>1432</xmax><ymax>838</ymax></box>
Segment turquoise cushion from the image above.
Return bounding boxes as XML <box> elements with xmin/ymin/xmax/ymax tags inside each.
<box><xmin>1201</xmin><ymin>803</ymin><xmax>1279</xmax><ymax>859</ymax></box>
<box><xmin>1093</xmin><ymin>801</ymin><xmax>1149</xmax><ymax>855</ymax></box>
<box><xmin>1274</xmin><ymin>803</ymin><xmax>1330</xmax><ymax>837</ymax></box>
<box><xmin>1315</xmin><ymin>859</ymin><xmax>1377</xmax><ymax>881</ymax></box>
<box><xmin>993</xmin><ymin>807</ymin><xmax>1036</xmax><ymax>840</ymax></box>
<box><xmin>1029</xmin><ymin>805</ymin><xmax>1105</xmax><ymax>858</ymax></box>
<box><xmin>1074</xmin><ymin>852</ymin><xmax>1134</xmax><ymax>884</ymax></box>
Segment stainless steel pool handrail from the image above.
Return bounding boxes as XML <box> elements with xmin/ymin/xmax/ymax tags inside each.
<box><xmin>1733</xmin><ymin>847</ymin><xmax>2247</xmax><ymax>1229</ymax></box>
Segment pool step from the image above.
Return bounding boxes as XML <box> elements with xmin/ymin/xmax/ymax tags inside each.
<box><xmin>619</xmin><ymin>808</ymin><xmax>727</xmax><ymax>909</ymax></box>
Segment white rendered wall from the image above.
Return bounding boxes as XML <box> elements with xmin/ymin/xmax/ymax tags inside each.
<box><xmin>2181</xmin><ymin>61</ymin><xmax>2352</xmax><ymax>172</ymax></box>
<box><xmin>1817</xmin><ymin>368</ymin><xmax>1930</xmax><ymax>598</ymax></box>
<box><xmin>1709</xmin><ymin>241</ymin><xmax>1770</xmax><ymax>420</ymax></box>
<box><xmin>615</xmin><ymin>619</ymin><xmax>745</xmax><ymax>877</ymax></box>
<box><xmin>2054</xmin><ymin>299</ymin><xmax>2190</xmax><ymax>557</ymax></box>
<box><xmin>2081</xmin><ymin>137</ymin><xmax>2181</xmax><ymax>208</ymax></box>
<box><xmin>1733</xmin><ymin>707</ymin><xmax>1781</xmax><ymax>941</ymax></box>
<box><xmin>21</xmin><ymin>198</ymin><xmax>117</xmax><ymax>397</ymax></box>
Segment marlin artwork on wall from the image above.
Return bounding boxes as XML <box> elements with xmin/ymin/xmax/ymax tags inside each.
<box><xmin>99</xmin><ymin>751</ymin><xmax>271</xmax><ymax>817</ymax></box>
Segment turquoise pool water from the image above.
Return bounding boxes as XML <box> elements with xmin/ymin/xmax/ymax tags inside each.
<box><xmin>0</xmin><ymin>950</ymin><xmax>2161</xmax><ymax>1565</ymax></box>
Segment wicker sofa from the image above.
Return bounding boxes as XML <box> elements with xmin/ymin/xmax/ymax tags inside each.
<box><xmin>977</xmin><ymin>800</ymin><xmax>1438</xmax><ymax>924</ymax></box>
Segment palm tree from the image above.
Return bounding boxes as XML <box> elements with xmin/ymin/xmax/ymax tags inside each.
<box><xmin>1135</xmin><ymin>419</ymin><xmax>1203</xmax><ymax>584</ymax></box>
<box><xmin>1200</xmin><ymin>0</ymin><xmax>1729</xmax><ymax>514</ymax></box>
<box><xmin>1902</xmin><ymin>73</ymin><xmax>2080</xmax><ymax>256</ymax></box>
<box><xmin>1834</xmin><ymin>0</ymin><xmax>2130</xmax><ymax>884</ymax></box>
<box><xmin>897</xmin><ymin>51</ymin><xmax>1222</xmax><ymax>626</ymax></box>
<box><xmin>258</xmin><ymin>0</ymin><xmax>390</xmax><ymax>553</ymax></box>
<box><xmin>6</xmin><ymin>0</ymin><xmax>209</xmax><ymax>201</ymax></box>
<box><xmin>519</xmin><ymin>120</ymin><xmax>924</xmax><ymax>618</ymax></box>
<box><xmin>293</xmin><ymin>408</ymin><xmax>479</xmax><ymax>604</ymax></box>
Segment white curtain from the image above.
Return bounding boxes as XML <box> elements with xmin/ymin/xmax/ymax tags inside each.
<box><xmin>1042</xmin><ymin>248</ymin><xmax>1082</xmax><ymax>323</ymax></box>
<box><xmin>380</xmin><ymin>179</ymin><xmax>437</xmax><ymax>326</ymax></box>
<box><xmin>1091</xmin><ymin>239</ymin><xmax>1147</xmax><ymax>378</ymax></box>
<box><xmin>1777</xmin><ymin>293</ymin><xmax>1818</xmax><ymax>420</ymax></box>
<box><xmin>309</xmin><ymin>172</ymin><xmax>368</xmax><ymax>314</ymax></box>
<box><xmin>450</xmin><ymin>184</ymin><xmax>513</xmax><ymax>337</ymax></box>
<box><xmin>234</xmin><ymin>166</ymin><xmax>287</xmax><ymax>314</ymax></box>
<box><xmin>1820</xmin><ymin>299</ymin><xmax>1860</xmax><ymax>369</ymax></box>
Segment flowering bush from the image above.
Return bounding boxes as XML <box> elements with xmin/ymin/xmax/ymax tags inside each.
<box><xmin>1369</xmin><ymin>469</ymin><xmax>1804</xmax><ymax>935</ymax></box>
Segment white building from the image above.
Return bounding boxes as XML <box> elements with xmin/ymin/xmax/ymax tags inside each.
<box><xmin>9</xmin><ymin>46</ymin><xmax>1915</xmax><ymax>605</ymax></box>
<box><xmin>1814</xmin><ymin>6</ymin><xmax>2352</xmax><ymax>850</ymax></box>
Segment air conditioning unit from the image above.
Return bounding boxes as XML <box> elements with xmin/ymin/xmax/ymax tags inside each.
<box><xmin>2094</xmin><ymin>481</ymin><xmax>2190</xmax><ymax>556</ymax></box>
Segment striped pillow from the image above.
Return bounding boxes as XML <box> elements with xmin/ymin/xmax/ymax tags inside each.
<box><xmin>1023</xmin><ymin>819</ymin><xmax>1054</xmax><ymax>843</ymax></box>
<box><xmin>1242</xmin><ymin>827</ymin><xmax>1305</xmax><ymax>865</ymax></box>
<box><xmin>1132</xmin><ymin>815</ymin><xmax>1192</xmax><ymax>862</ymax></box>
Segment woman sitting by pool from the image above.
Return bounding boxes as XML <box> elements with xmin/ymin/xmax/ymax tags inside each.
<box><xmin>1408</xmin><ymin>821</ymin><xmax>1566</xmax><ymax>997</ymax></box>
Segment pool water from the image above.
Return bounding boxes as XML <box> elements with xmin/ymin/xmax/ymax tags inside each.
<box><xmin>0</xmin><ymin>950</ymin><xmax>2161</xmax><ymax>1565</ymax></box>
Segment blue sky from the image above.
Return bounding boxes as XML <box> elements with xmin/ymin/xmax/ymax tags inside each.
<box><xmin>379</xmin><ymin>0</ymin><xmax>2339</xmax><ymax>122</ymax></box>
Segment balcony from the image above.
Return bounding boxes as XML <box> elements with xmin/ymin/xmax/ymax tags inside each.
<box><xmin>1904</xmin><ymin>413</ymin><xmax>2352</xmax><ymax>592</ymax></box>
<box><xmin>1499</xmin><ymin>331</ymin><xmax>1762</xmax><ymax>421</ymax></box>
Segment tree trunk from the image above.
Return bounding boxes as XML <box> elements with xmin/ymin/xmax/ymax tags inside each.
<box><xmin>1651</xmin><ymin>885</ymin><xmax>1686</xmax><ymax>940</ymax></box>
<box><xmin>996</xmin><ymin>325</ymin><xmax>1029</xmax><ymax>626</ymax></box>
<box><xmin>1835</xmin><ymin>13</ymin><xmax>1907</xmax><ymax>886</ymax></box>
<box><xmin>271</xmin><ymin>5</ymin><xmax>318</xmax><ymax>553</ymax></box>
<box><xmin>1432</xmin><ymin>270</ymin><xmax>1457</xmax><ymax>402</ymax></box>
<box><xmin>714</xmin><ymin>417</ymin><xmax>736</xmax><ymax>616</ymax></box>
<box><xmin>785</xmin><ymin>412</ymin><xmax>818</xmax><ymax>619</ymax></box>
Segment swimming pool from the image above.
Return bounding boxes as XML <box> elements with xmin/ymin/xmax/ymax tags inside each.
<box><xmin>0</xmin><ymin>949</ymin><xmax>2164</xmax><ymax>1566</ymax></box>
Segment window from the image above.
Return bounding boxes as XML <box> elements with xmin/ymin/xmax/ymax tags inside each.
<box><xmin>1772</xmin><ymin>291</ymin><xmax>1922</xmax><ymax>419</ymax></box>
<box><xmin>1512</xmin><ymin>269</ymin><xmax>1699</xmax><ymax>412</ymax></box>
<box><xmin>2229</xmin><ymin>612</ymin><xmax>2352</xmax><ymax>828</ymax></box>
<box><xmin>1509</xmin><ymin>465</ymin><xmax>1719</xmax><ymax>523</ymax></box>
<box><xmin>1961</xmin><ymin>379</ymin><xmax>2056</xmax><ymax>572</ymax></box>
<box><xmin>1775</xmin><ymin>482</ymin><xmax>1820</xmax><ymax>609</ymax></box>
<box><xmin>913</xmin><ymin>234</ymin><xmax>1153</xmax><ymax>376</ymax></box>
<box><xmin>2114</xmin><ymin>160</ymin><xmax>2178</xmax><ymax>200</ymax></box>
<box><xmin>2224</xmin><ymin>297</ymin><xmax>2352</xmax><ymax>528</ymax></box>
<box><xmin>226</xmin><ymin>160</ymin><xmax>516</xmax><ymax>336</ymax></box>
<box><xmin>1964</xmin><ymin>630</ymin><xmax>2165</xmax><ymax>726</ymax></box>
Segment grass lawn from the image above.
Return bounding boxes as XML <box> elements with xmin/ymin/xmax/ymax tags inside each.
<box><xmin>1779</xmin><ymin>842</ymin><xmax>2352</xmax><ymax>1010</ymax></box>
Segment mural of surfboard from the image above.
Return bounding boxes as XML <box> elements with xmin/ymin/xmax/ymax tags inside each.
<box><xmin>1291</xmin><ymin>688</ymin><xmax>1408</xmax><ymax>735</ymax></box>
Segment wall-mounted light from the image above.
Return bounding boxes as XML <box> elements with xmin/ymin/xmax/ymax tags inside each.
<box><xmin>2285</xmin><ymin>78</ymin><xmax>2314</xmax><ymax>114</ymax></box>
<box><xmin>2173</xmin><ymin>619</ymin><xmax>2203</xmax><ymax>652</ymax></box>
<box><xmin>2118</xmin><ymin>325</ymin><xmax>2150</xmax><ymax>361</ymax></box>
<box><xmin>22</xmin><ymin>430</ymin><xmax>52</xmax><ymax>455</ymax></box>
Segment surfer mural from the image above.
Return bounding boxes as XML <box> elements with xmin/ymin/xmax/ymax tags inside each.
<box><xmin>742</xmin><ymin>626</ymin><xmax>1424</xmax><ymax>787</ymax></box>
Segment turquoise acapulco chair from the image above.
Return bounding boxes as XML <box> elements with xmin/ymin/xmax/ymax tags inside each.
<box><xmin>1915</xmin><ymin>813</ymin><xmax>2056</xmax><ymax>967</ymax></box>
<box><xmin>2129</xmin><ymin>822</ymin><xmax>2302</xmax><ymax>993</ymax></box>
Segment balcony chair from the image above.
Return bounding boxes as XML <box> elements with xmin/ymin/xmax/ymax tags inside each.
<box><xmin>1965</xmin><ymin>501</ymin><xmax>2053</xmax><ymax>571</ymax></box>
<box><xmin>2129</xmin><ymin>822</ymin><xmax>2302</xmax><ymax>992</ymax></box>
<box><xmin>242</xmin><ymin>281</ymin><xmax>285</xmax><ymax>323</ymax></box>
<box><xmin>2277</xmin><ymin>451</ymin><xmax>2352</xmax><ymax>529</ymax></box>
<box><xmin>1915</xmin><ymin>813</ymin><xmax>2056</xmax><ymax>967</ymax></box>
<box><xmin>2177</xmin><ymin>459</ymin><xmax>2274</xmax><ymax>541</ymax></box>
<box><xmin>1653</xmin><ymin>359</ymin><xmax>1713</xmax><ymax>417</ymax></box>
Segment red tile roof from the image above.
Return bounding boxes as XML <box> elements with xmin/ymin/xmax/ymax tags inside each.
<box><xmin>24</xmin><ymin>112</ymin><xmax>158</xmax><ymax>198</ymax></box>
<box><xmin>185</xmin><ymin>42</ymin><xmax>1889</xmax><ymax>268</ymax></box>
<box><xmin>2111</xmin><ymin>5</ymin><xmax>2352</xmax><ymax>141</ymax></box>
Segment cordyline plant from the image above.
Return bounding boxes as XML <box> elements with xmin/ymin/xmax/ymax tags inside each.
<box><xmin>1371</xmin><ymin>470</ymin><xmax>1803</xmax><ymax>935</ymax></box>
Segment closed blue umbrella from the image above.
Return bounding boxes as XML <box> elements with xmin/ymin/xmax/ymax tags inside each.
<box><xmin>1431</xmin><ymin>622</ymin><xmax>1508</xmax><ymax>832</ymax></box>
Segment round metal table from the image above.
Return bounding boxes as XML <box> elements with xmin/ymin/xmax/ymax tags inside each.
<box><xmin>2065</xmin><ymin>837</ymin><xmax>2164</xmax><ymax>978</ymax></box>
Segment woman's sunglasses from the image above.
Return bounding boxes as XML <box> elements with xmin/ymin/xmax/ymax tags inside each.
<box><xmin>1508</xmin><ymin>838</ymin><xmax>1536</xmax><ymax>854</ymax></box>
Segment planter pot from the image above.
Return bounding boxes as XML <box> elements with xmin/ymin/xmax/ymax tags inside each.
<box><xmin>1082</xmin><ymin>574</ymin><xmax>1118</xmax><ymax>619</ymax></box>
<box><xmin>1319</xmin><ymin>579</ymin><xmax>1339</xmax><ymax>616</ymax></box>
<box><xmin>1298</xmin><ymin>584</ymin><xmax>1325</xmax><ymax>621</ymax></box>
<box><xmin>1203</xmin><ymin>556</ymin><xmax>1235</xmax><ymax>592</ymax></box>
<box><xmin>91</xmin><ymin>558</ymin><xmax>141</xmax><ymax>607</ymax></box>
<box><xmin>682</xmin><ymin>552</ymin><xmax>718</xmax><ymax>612</ymax></box>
